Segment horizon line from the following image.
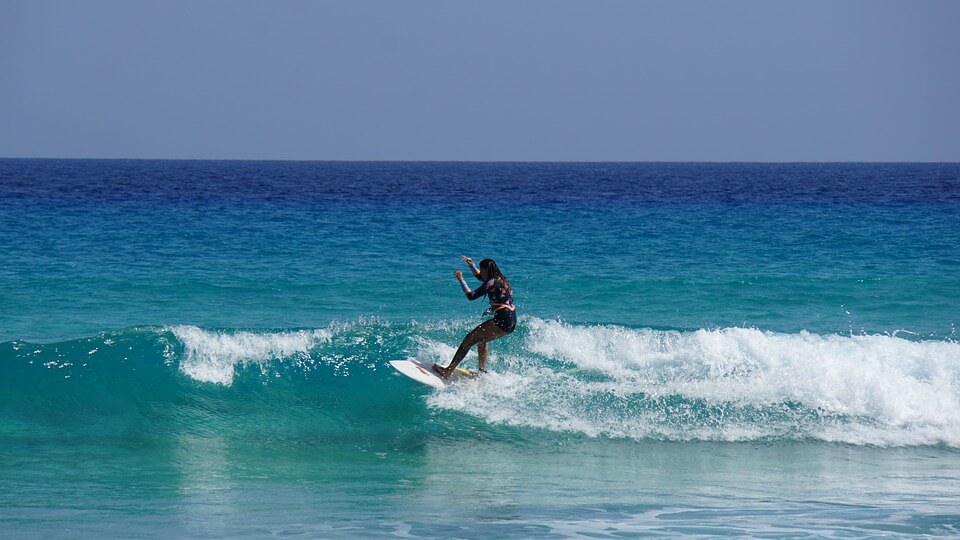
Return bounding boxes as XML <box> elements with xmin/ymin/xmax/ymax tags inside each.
<box><xmin>2</xmin><ymin>156</ymin><xmax>958</xmax><ymax>165</ymax></box>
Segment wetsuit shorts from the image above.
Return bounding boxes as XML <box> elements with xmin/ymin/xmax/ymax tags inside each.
<box><xmin>492</xmin><ymin>308</ymin><xmax>517</xmax><ymax>333</ymax></box>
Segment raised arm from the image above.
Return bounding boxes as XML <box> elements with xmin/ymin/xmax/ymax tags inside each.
<box><xmin>454</xmin><ymin>270</ymin><xmax>488</xmax><ymax>300</ymax></box>
<box><xmin>461</xmin><ymin>255</ymin><xmax>482</xmax><ymax>281</ymax></box>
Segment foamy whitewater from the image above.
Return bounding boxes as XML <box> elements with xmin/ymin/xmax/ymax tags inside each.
<box><xmin>435</xmin><ymin>319</ymin><xmax>960</xmax><ymax>446</ymax></box>
<box><xmin>110</xmin><ymin>318</ymin><xmax>960</xmax><ymax>447</ymax></box>
<box><xmin>169</xmin><ymin>325</ymin><xmax>332</xmax><ymax>385</ymax></box>
<box><xmin>3</xmin><ymin>160</ymin><xmax>960</xmax><ymax>537</ymax></box>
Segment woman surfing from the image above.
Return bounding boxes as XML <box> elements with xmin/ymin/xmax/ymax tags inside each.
<box><xmin>433</xmin><ymin>257</ymin><xmax>517</xmax><ymax>379</ymax></box>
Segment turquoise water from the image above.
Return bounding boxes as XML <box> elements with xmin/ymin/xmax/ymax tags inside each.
<box><xmin>2</xmin><ymin>159</ymin><xmax>960</xmax><ymax>537</ymax></box>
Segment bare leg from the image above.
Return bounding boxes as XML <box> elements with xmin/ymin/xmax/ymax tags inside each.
<box><xmin>477</xmin><ymin>342</ymin><xmax>488</xmax><ymax>373</ymax></box>
<box><xmin>435</xmin><ymin>319</ymin><xmax>506</xmax><ymax>378</ymax></box>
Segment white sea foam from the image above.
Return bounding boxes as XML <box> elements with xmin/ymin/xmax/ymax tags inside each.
<box><xmin>428</xmin><ymin>318</ymin><xmax>960</xmax><ymax>447</ymax></box>
<box><xmin>169</xmin><ymin>325</ymin><xmax>332</xmax><ymax>385</ymax></box>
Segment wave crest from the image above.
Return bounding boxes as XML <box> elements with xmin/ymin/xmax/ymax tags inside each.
<box><xmin>167</xmin><ymin>325</ymin><xmax>332</xmax><ymax>385</ymax></box>
<box><xmin>429</xmin><ymin>319</ymin><xmax>960</xmax><ymax>446</ymax></box>
<box><xmin>4</xmin><ymin>319</ymin><xmax>960</xmax><ymax>447</ymax></box>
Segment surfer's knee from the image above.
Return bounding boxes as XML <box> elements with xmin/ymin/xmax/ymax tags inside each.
<box><xmin>465</xmin><ymin>327</ymin><xmax>487</xmax><ymax>344</ymax></box>
<box><xmin>467</xmin><ymin>335</ymin><xmax>485</xmax><ymax>349</ymax></box>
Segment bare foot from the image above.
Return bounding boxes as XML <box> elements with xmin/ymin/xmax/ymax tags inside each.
<box><xmin>432</xmin><ymin>364</ymin><xmax>451</xmax><ymax>379</ymax></box>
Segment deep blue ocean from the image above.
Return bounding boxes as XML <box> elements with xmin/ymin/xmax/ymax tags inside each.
<box><xmin>2</xmin><ymin>159</ymin><xmax>960</xmax><ymax>537</ymax></box>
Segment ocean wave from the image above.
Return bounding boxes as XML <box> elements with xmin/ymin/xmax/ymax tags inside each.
<box><xmin>2</xmin><ymin>319</ymin><xmax>959</xmax><ymax>447</ymax></box>
<box><xmin>429</xmin><ymin>319</ymin><xmax>960</xmax><ymax>447</ymax></box>
<box><xmin>168</xmin><ymin>325</ymin><xmax>333</xmax><ymax>385</ymax></box>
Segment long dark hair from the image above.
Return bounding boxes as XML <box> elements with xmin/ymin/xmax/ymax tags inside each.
<box><xmin>479</xmin><ymin>259</ymin><xmax>510</xmax><ymax>291</ymax></box>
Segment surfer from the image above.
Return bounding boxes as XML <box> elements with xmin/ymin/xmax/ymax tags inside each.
<box><xmin>433</xmin><ymin>257</ymin><xmax>516</xmax><ymax>379</ymax></box>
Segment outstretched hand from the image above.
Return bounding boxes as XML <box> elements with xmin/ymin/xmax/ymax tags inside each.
<box><xmin>461</xmin><ymin>256</ymin><xmax>473</xmax><ymax>265</ymax></box>
<box><xmin>453</xmin><ymin>270</ymin><xmax>463</xmax><ymax>279</ymax></box>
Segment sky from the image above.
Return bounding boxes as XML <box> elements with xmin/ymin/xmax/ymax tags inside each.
<box><xmin>1</xmin><ymin>0</ymin><xmax>958</xmax><ymax>162</ymax></box>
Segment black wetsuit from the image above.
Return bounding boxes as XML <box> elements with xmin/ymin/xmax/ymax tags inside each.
<box><xmin>467</xmin><ymin>276</ymin><xmax>517</xmax><ymax>333</ymax></box>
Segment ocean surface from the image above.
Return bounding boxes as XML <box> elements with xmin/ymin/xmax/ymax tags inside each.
<box><xmin>2</xmin><ymin>159</ymin><xmax>960</xmax><ymax>537</ymax></box>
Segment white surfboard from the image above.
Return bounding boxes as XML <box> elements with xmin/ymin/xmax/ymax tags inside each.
<box><xmin>389</xmin><ymin>358</ymin><xmax>477</xmax><ymax>389</ymax></box>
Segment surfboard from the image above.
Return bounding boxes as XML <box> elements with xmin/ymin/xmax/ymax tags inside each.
<box><xmin>389</xmin><ymin>358</ymin><xmax>477</xmax><ymax>389</ymax></box>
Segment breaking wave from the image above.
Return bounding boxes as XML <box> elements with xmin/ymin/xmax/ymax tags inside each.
<box><xmin>2</xmin><ymin>318</ymin><xmax>958</xmax><ymax>447</ymax></box>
